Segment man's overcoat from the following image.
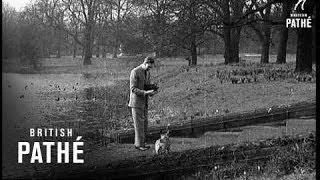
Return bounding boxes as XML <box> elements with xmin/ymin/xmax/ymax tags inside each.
<box><xmin>128</xmin><ymin>65</ymin><xmax>150</xmax><ymax>109</ymax></box>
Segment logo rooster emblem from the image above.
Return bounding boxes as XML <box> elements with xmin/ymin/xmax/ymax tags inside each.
<box><xmin>294</xmin><ymin>0</ymin><xmax>307</xmax><ymax>11</ymax></box>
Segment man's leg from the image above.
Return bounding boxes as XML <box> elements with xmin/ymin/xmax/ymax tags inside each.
<box><xmin>144</xmin><ymin>106</ymin><xmax>148</xmax><ymax>144</ymax></box>
<box><xmin>132</xmin><ymin>107</ymin><xmax>145</xmax><ymax>147</ymax></box>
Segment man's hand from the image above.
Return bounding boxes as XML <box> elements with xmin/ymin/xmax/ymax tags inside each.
<box><xmin>146</xmin><ymin>90</ymin><xmax>158</xmax><ymax>96</ymax></box>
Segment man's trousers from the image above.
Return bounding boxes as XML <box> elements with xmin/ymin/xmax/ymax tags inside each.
<box><xmin>131</xmin><ymin>107</ymin><xmax>148</xmax><ymax>147</ymax></box>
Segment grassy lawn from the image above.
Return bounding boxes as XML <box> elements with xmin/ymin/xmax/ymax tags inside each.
<box><xmin>148</xmin><ymin>55</ymin><xmax>315</xmax><ymax>126</ymax></box>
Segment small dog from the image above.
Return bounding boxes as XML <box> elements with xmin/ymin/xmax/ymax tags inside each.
<box><xmin>155</xmin><ymin>129</ymin><xmax>170</xmax><ymax>155</ymax></box>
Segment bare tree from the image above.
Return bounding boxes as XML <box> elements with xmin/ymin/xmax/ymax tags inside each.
<box><xmin>18</xmin><ymin>5</ymin><xmax>50</xmax><ymax>68</ymax></box>
<box><xmin>139</xmin><ymin>0</ymin><xmax>176</xmax><ymax>57</ymax></box>
<box><xmin>169</xmin><ymin>0</ymin><xmax>210</xmax><ymax>65</ymax></box>
<box><xmin>107</xmin><ymin>0</ymin><xmax>135</xmax><ymax>58</ymax></box>
<box><xmin>295</xmin><ymin>0</ymin><xmax>315</xmax><ymax>72</ymax></box>
<box><xmin>204</xmin><ymin>0</ymin><xmax>246</xmax><ymax>64</ymax></box>
<box><xmin>69</xmin><ymin>0</ymin><xmax>100</xmax><ymax>64</ymax></box>
<box><xmin>248</xmin><ymin>0</ymin><xmax>273</xmax><ymax>63</ymax></box>
<box><xmin>276</xmin><ymin>1</ymin><xmax>293</xmax><ymax>64</ymax></box>
<box><xmin>33</xmin><ymin>0</ymin><xmax>101</xmax><ymax>65</ymax></box>
<box><xmin>2</xmin><ymin>3</ymin><xmax>19</xmax><ymax>59</ymax></box>
<box><xmin>173</xmin><ymin>0</ymin><xmax>199</xmax><ymax>65</ymax></box>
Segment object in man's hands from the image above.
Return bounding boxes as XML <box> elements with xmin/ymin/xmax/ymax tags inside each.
<box><xmin>144</xmin><ymin>83</ymin><xmax>159</xmax><ymax>91</ymax></box>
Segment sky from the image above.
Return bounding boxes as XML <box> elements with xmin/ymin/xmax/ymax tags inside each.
<box><xmin>2</xmin><ymin>0</ymin><xmax>32</xmax><ymax>11</ymax></box>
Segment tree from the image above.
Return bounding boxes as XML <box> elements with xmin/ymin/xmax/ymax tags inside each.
<box><xmin>260</xmin><ymin>4</ymin><xmax>271</xmax><ymax>64</ymax></box>
<box><xmin>2</xmin><ymin>3</ymin><xmax>19</xmax><ymax>59</ymax></box>
<box><xmin>105</xmin><ymin>0</ymin><xmax>136</xmax><ymax>58</ymax></box>
<box><xmin>18</xmin><ymin>6</ymin><xmax>50</xmax><ymax>68</ymax></box>
<box><xmin>179</xmin><ymin>0</ymin><xmax>199</xmax><ymax>65</ymax></box>
<box><xmin>33</xmin><ymin>0</ymin><xmax>101</xmax><ymax>65</ymax></box>
<box><xmin>76</xmin><ymin>0</ymin><xmax>100</xmax><ymax>64</ymax></box>
<box><xmin>248</xmin><ymin>0</ymin><xmax>274</xmax><ymax>63</ymax></box>
<box><xmin>230</xmin><ymin>0</ymin><xmax>315</xmax><ymax>72</ymax></box>
<box><xmin>294</xmin><ymin>0</ymin><xmax>315</xmax><ymax>72</ymax></box>
<box><xmin>3</xmin><ymin>2</ymin><xmax>54</xmax><ymax>67</ymax></box>
<box><xmin>204</xmin><ymin>0</ymin><xmax>246</xmax><ymax>64</ymax></box>
<box><xmin>276</xmin><ymin>1</ymin><xmax>293</xmax><ymax>64</ymax></box>
<box><xmin>170</xmin><ymin>0</ymin><xmax>209</xmax><ymax>65</ymax></box>
<box><xmin>133</xmin><ymin>0</ymin><xmax>176</xmax><ymax>57</ymax></box>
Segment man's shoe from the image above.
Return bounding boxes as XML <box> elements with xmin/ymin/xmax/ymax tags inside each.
<box><xmin>135</xmin><ymin>146</ymin><xmax>149</xmax><ymax>151</ymax></box>
<box><xmin>144</xmin><ymin>145</ymin><xmax>151</xmax><ymax>149</ymax></box>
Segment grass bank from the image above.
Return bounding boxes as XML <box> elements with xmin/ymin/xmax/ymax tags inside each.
<box><xmin>148</xmin><ymin>57</ymin><xmax>316</xmax><ymax>127</ymax></box>
<box><xmin>182</xmin><ymin>132</ymin><xmax>316</xmax><ymax>180</ymax></box>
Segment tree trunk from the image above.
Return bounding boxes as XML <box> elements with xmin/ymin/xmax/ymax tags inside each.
<box><xmin>295</xmin><ymin>28</ymin><xmax>312</xmax><ymax>72</ymax></box>
<box><xmin>96</xmin><ymin>45</ymin><xmax>100</xmax><ymax>58</ymax></box>
<box><xmin>261</xmin><ymin>28</ymin><xmax>271</xmax><ymax>63</ymax></box>
<box><xmin>83</xmin><ymin>21</ymin><xmax>93</xmax><ymax>65</ymax></box>
<box><xmin>72</xmin><ymin>28</ymin><xmax>78</xmax><ymax>58</ymax></box>
<box><xmin>224</xmin><ymin>29</ymin><xmax>231</xmax><ymax>64</ymax></box>
<box><xmin>261</xmin><ymin>39</ymin><xmax>270</xmax><ymax>63</ymax></box>
<box><xmin>276</xmin><ymin>1</ymin><xmax>292</xmax><ymax>64</ymax></box>
<box><xmin>295</xmin><ymin>0</ymin><xmax>314</xmax><ymax>72</ymax></box>
<box><xmin>83</xmin><ymin>3</ymin><xmax>96</xmax><ymax>65</ymax></box>
<box><xmin>230</xmin><ymin>28</ymin><xmax>241</xmax><ymax>63</ymax></box>
<box><xmin>84</xmin><ymin>49</ymin><xmax>92</xmax><ymax>65</ymax></box>
<box><xmin>276</xmin><ymin>28</ymin><xmax>289</xmax><ymax>64</ymax></box>
<box><xmin>190</xmin><ymin>0</ymin><xmax>197</xmax><ymax>66</ymax></box>
<box><xmin>261</xmin><ymin>5</ymin><xmax>271</xmax><ymax>64</ymax></box>
<box><xmin>102</xmin><ymin>45</ymin><xmax>106</xmax><ymax>58</ymax></box>
<box><xmin>73</xmin><ymin>41</ymin><xmax>77</xmax><ymax>58</ymax></box>
<box><xmin>222</xmin><ymin>0</ymin><xmax>241</xmax><ymax>64</ymax></box>
<box><xmin>112</xmin><ymin>44</ymin><xmax>118</xmax><ymax>58</ymax></box>
<box><xmin>82</xmin><ymin>47</ymin><xmax>84</xmax><ymax>58</ymax></box>
<box><xmin>154</xmin><ymin>20</ymin><xmax>163</xmax><ymax>58</ymax></box>
<box><xmin>57</xmin><ymin>33</ymin><xmax>61</xmax><ymax>58</ymax></box>
<box><xmin>83</xmin><ymin>30</ymin><xmax>93</xmax><ymax>65</ymax></box>
<box><xmin>56</xmin><ymin>13</ymin><xmax>63</xmax><ymax>58</ymax></box>
<box><xmin>190</xmin><ymin>34</ymin><xmax>197</xmax><ymax>66</ymax></box>
<box><xmin>223</xmin><ymin>0</ymin><xmax>231</xmax><ymax>64</ymax></box>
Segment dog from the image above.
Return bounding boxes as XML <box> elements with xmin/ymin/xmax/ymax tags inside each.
<box><xmin>155</xmin><ymin>128</ymin><xmax>170</xmax><ymax>155</ymax></box>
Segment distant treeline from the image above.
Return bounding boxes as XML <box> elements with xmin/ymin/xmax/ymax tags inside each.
<box><xmin>2</xmin><ymin>0</ymin><xmax>315</xmax><ymax>72</ymax></box>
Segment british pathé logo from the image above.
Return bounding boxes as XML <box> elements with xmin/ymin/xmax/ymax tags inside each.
<box><xmin>18</xmin><ymin>128</ymin><xmax>84</xmax><ymax>164</ymax></box>
<box><xmin>293</xmin><ymin>0</ymin><xmax>307</xmax><ymax>11</ymax></box>
<box><xmin>286</xmin><ymin>0</ymin><xmax>311</xmax><ymax>28</ymax></box>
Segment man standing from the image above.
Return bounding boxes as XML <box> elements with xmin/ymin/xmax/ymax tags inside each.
<box><xmin>128</xmin><ymin>56</ymin><xmax>157</xmax><ymax>151</ymax></box>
